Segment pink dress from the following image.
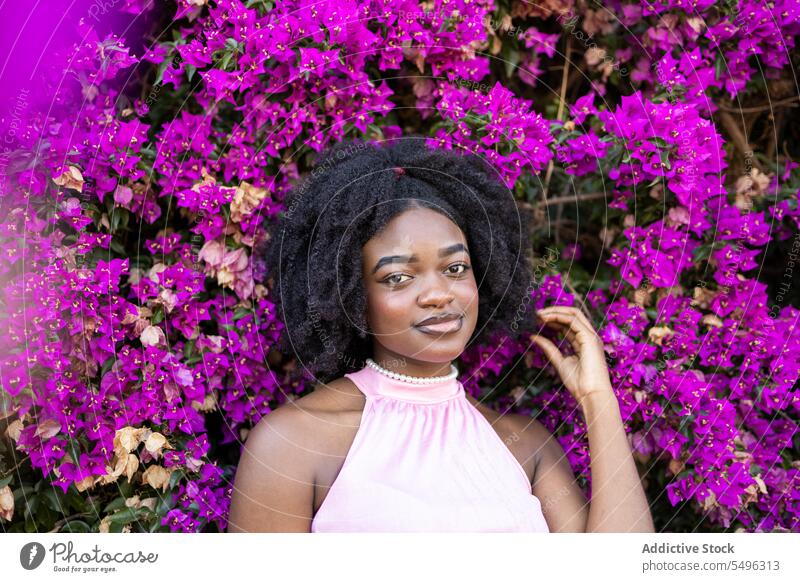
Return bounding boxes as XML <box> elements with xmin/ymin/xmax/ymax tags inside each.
<box><xmin>311</xmin><ymin>363</ymin><xmax>550</xmax><ymax>532</ymax></box>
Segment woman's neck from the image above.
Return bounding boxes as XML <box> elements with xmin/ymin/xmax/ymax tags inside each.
<box><xmin>369</xmin><ymin>349</ymin><xmax>455</xmax><ymax>379</ymax></box>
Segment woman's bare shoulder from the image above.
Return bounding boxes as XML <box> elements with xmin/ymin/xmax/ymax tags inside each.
<box><xmin>247</xmin><ymin>376</ymin><xmax>363</xmax><ymax>438</ymax></box>
<box><xmin>293</xmin><ymin>376</ymin><xmax>365</xmax><ymax>413</ymax></box>
<box><xmin>227</xmin><ymin>377</ymin><xmax>363</xmax><ymax>532</ymax></box>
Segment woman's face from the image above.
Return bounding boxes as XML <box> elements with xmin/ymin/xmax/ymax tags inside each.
<box><xmin>361</xmin><ymin>206</ymin><xmax>479</xmax><ymax>375</ymax></box>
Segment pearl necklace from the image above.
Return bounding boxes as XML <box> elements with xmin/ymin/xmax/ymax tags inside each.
<box><xmin>366</xmin><ymin>358</ymin><xmax>458</xmax><ymax>385</ymax></box>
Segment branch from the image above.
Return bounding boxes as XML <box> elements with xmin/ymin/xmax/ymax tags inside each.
<box><xmin>716</xmin><ymin>110</ymin><xmax>765</xmax><ymax>172</ymax></box>
<box><xmin>564</xmin><ymin>276</ymin><xmax>593</xmax><ymax>321</ymax></box>
<box><xmin>536</xmin><ymin>192</ymin><xmax>608</xmax><ymax>208</ymax></box>
<box><xmin>718</xmin><ymin>96</ymin><xmax>799</xmax><ymax>114</ymax></box>
<box><xmin>541</xmin><ymin>37</ymin><xmax>573</xmax><ymax>202</ymax></box>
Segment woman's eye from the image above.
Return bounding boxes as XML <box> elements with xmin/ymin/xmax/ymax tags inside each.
<box><xmin>447</xmin><ymin>263</ymin><xmax>470</xmax><ymax>275</ymax></box>
<box><xmin>384</xmin><ymin>273</ymin><xmax>412</xmax><ymax>285</ymax></box>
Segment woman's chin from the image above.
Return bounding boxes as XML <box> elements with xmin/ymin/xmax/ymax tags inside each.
<box><xmin>408</xmin><ymin>343</ymin><xmax>468</xmax><ymax>364</ymax></box>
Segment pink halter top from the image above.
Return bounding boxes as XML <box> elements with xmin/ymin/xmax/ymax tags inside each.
<box><xmin>310</xmin><ymin>362</ymin><xmax>550</xmax><ymax>532</ymax></box>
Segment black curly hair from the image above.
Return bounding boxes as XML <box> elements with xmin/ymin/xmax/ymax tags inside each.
<box><xmin>260</xmin><ymin>137</ymin><xmax>539</xmax><ymax>384</ymax></box>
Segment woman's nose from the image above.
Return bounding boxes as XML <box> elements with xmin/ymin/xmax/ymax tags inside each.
<box><xmin>418</xmin><ymin>274</ymin><xmax>455</xmax><ymax>306</ymax></box>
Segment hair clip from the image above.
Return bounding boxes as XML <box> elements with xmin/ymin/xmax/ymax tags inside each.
<box><xmin>392</xmin><ymin>166</ymin><xmax>405</xmax><ymax>178</ymax></box>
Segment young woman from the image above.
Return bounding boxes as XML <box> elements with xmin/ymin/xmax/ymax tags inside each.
<box><xmin>227</xmin><ymin>138</ymin><xmax>654</xmax><ymax>533</ymax></box>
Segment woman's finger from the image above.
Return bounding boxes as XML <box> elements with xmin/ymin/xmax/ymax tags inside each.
<box><xmin>535</xmin><ymin>318</ymin><xmax>578</xmax><ymax>350</ymax></box>
<box><xmin>573</xmin><ymin>307</ymin><xmax>597</xmax><ymax>333</ymax></box>
<box><xmin>530</xmin><ymin>334</ymin><xmax>565</xmax><ymax>371</ymax></box>
<box><xmin>537</xmin><ymin>310</ymin><xmax>589</xmax><ymax>335</ymax></box>
<box><xmin>537</xmin><ymin>319</ymin><xmax>577</xmax><ymax>346</ymax></box>
<box><xmin>538</xmin><ymin>307</ymin><xmax>597</xmax><ymax>337</ymax></box>
<box><xmin>559</xmin><ymin>306</ymin><xmax>593</xmax><ymax>330</ymax></box>
<box><xmin>536</xmin><ymin>311</ymin><xmax>600</xmax><ymax>351</ymax></box>
<box><xmin>539</xmin><ymin>305</ymin><xmax>594</xmax><ymax>331</ymax></box>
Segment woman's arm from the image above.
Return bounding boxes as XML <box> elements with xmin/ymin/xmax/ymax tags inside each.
<box><xmin>580</xmin><ymin>389</ymin><xmax>654</xmax><ymax>532</ymax></box>
<box><xmin>227</xmin><ymin>407</ymin><xmax>316</xmax><ymax>532</ymax></box>
<box><xmin>530</xmin><ymin>305</ymin><xmax>655</xmax><ymax>533</ymax></box>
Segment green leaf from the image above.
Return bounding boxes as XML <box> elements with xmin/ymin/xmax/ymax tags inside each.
<box><xmin>42</xmin><ymin>489</ymin><xmax>62</xmax><ymax>512</ymax></box>
<box><xmin>220</xmin><ymin>51</ymin><xmax>235</xmax><ymax>70</ymax></box>
<box><xmin>154</xmin><ymin>59</ymin><xmax>171</xmax><ymax>86</ymax></box>
<box><xmin>110</xmin><ymin>239</ymin><xmax>126</xmax><ymax>256</ymax></box>
<box><xmin>556</xmin><ymin>130</ymin><xmax>578</xmax><ymax>145</ymax></box>
<box><xmin>100</xmin><ymin>356</ymin><xmax>115</xmax><ymax>377</ymax></box>
<box><xmin>366</xmin><ymin>124</ymin><xmax>384</xmax><ymax>141</ymax></box>
<box><xmin>659</xmin><ymin>149</ymin><xmax>672</xmax><ymax>170</ymax></box>
<box><xmin>0</xmin><ymin>475</ymin><xmax>12</xmax><ymax>489</ymax></box>
<box><xmin>13</xmin><ymin>485</ymin><xmax>35</xmax><ymax>503</ymax></box>
<box><xmin>151</xmin><ymin>309</ymin><xmax>165</xmax><ymax>325</ymax></box>
<box><xmin>233</xmin><ymin>307</ymin><xmax>251</xmax><ymax>321</ymax></box>
<box><xmin>169</xmin><ymin>469</ymin><xmax>185</xmax><ymax>490</ymax></box>
<box><xmin>64</xmin><ymin>519</ymin><xmax>90</xmax><ymax>533</ymax></box>
<box><xmin>108</xmin><ymin>507</ymin><xmax>139</xmax><ymax>524</ymax></box>
<box><xmin>648</xmin><ymin>136</ymin><xmax>670</xmax><ymax>148</ymax></box>
<box><xmin>714</xmin><ymin>54</ymin><xmax>725</xmax><ymax>81</ymax></box>
<box><xmin>110</xmin><ymin>208</ymin><xmax>121</xmax><ymax>231</ymax></box>
<box><xmin>103</xmin><ymin>496</ymin><xmax>128</xmax><ymax>514</ymax></box>
<box><xmin>503</xmin><ymin>47</ymin><xmax>520</xmax><ymax>79</ymax></box>
<box><xmin>692</xmin><ymin>245</ymin><xmax>712</xmax><ymax>261</ymax></box>
<box><xmin>155</xmin><ymin>496</ymin><xmax>172</xmax><ymax>517</ymax></box>
<box><xmin>36</xmin><ymin>502</ymin><xmax>54</xmax><ymax>525</ymax></box>
<box><xmin>24</xmin><ymin>495</ymin><xmax>39</xmax><ymax>520</ymax></box>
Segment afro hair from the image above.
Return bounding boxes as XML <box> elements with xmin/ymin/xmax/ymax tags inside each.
<box><xmin>260</xmin><ymin>137</ymin><xmax>539</xmax><ymax>384</ymax></box>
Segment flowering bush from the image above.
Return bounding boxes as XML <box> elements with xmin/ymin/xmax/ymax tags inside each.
<box><xmin>0</xmin><ymin>0</ymin><xmax>798</xmax><ymax>533</ymax></box>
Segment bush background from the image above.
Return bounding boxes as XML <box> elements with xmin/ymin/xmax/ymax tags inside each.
<box><xmin>0</xmin><ymin>0</ymin><xmax>798</xmax><ymax>533</ymax></box>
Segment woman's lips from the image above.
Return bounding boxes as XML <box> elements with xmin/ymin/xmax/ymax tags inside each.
<box><xmin>414</xmin><ymin>315</ymin><xmax>463</xmax><ymax>335</ymax></box>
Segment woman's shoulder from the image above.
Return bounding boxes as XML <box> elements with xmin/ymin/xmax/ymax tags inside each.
<box><xmin>292</xmin><ymin>376</ymin><xmax>365</xmax><ymax>415</ymax></box>
<box><xmin>230</xmin><ymin>379</ymin><xmax>360</xmax><ymax>532</ymax></box>
<box><xmin>247</xmin><ymin>377</ymin><xmax>364</xmax><ymax>444</ymax></box>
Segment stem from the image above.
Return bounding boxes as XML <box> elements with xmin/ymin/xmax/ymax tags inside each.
<box><xmin>541</xmin><ymin>37</ymin><xmax>573</xmax><ymax>202</ymax></box>
<box><xmin>718</xmin><ymin>96</ymin><xmax>799</xmax><ymax>114</ymax></box>
<box><xmin>0</xmin><ymin>456</ymin><xmax>28</xmax><ymax>480</ymax></box>
<box><xmin>536</xmin><ymin>191</ymin><xmax>607</xmax><ymax>207</ymax></box>
<box><xmin>563</xmin><ymin>275</ymin><xmax>592</xmax><ymax>321</ymax></box>
<box><xmin>717</xmin><ymin>110</ymin><xmax>764</xmax><ymax>173</ymax></box>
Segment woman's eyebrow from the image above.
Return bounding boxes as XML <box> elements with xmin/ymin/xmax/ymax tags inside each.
<box><xmin>371</xmin><ymin>243</ymin><xmax>469</xmax><ymax>274</ymax></box>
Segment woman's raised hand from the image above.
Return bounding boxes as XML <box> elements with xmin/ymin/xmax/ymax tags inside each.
<box><xmin>530</xmin><ymin>305</ymin><xmax>614</xmax><ymax>406</ymax></box>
